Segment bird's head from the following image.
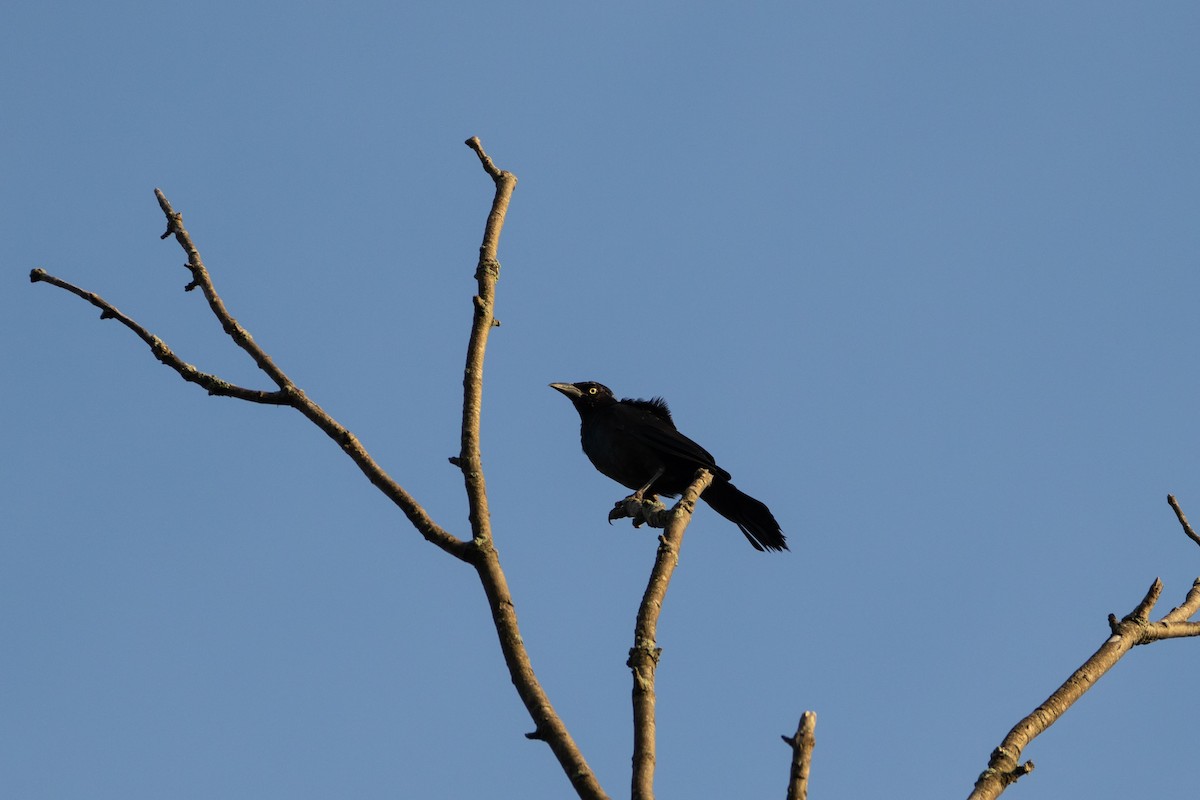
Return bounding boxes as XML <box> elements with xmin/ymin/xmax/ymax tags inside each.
<box><xmin>549</xmin><ymin>381</ymin><xmax>616</xmax><ymax>410</ymax></box>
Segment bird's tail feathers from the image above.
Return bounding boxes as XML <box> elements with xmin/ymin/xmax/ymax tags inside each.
<box><xmin>701</xmin><ymin>481</ymin><xmax>788</xmax><ymax>552</ymax></box>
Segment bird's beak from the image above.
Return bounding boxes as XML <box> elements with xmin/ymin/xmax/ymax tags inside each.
<box><xmin>549</xmin><ymin>382</ymin><xmax>582</xmax><ymax>399</ymax></box>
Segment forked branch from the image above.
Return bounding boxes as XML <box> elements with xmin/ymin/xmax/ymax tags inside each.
<box><xmin>968</xmin><ymin>495</ymin><xmax>1200</xmax><ymax>800</ymax></box>
<box><xmin>32</xmin><ymin>139</ymin><xmax>609</xmax><ymax>800</ymax></box>
<box><xmin>32</xmin><ymin>201</ymin><xmax>463</xmax><ymax>559</ymax></box>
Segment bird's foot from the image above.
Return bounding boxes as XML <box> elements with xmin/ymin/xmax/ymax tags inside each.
<box><xmin>608</xmin><ymin>495</ymin><xmax>668</xmax><ymax>528</ymax></box>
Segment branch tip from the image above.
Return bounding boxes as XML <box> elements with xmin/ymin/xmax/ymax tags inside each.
<box><xmin>1130</xmin><ymin>578</ymin><xmax>1164</xmax><ymax>621</ymax></box>
<box><xmin>784</xmin><ymin>711</ymin><xmax>817</xmax><ymax>800</ymax></box>
<box><xmin>1168</xmin><ymin>494</ymin><xmax>1200</xmax><ymax>548</ymax></box>
<box><xmin>465</xmin><ymin>136</ymin><xmax>513</xmax><ymax>184</ymax></box>
<box><xmin>465</xmin><ymin>137</ymin><xmax>497</xmax><ymax>173</ymax></box>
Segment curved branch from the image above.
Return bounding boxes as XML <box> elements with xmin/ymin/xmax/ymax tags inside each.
<box><xmin>629</xmin><ymin>469</ymin><xmax>714</xmax><ymax>800</ymax></box>
<box><xmin>29</xmin><ymin>269</ymin><xmax>289</xmax><ymax>404</ymax></box>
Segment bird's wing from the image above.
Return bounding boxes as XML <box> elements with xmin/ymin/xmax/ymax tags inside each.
<box><xmin>615</xmin><ymin>404</ymin><xmax>732</xmax><ymax>480</ymax></box>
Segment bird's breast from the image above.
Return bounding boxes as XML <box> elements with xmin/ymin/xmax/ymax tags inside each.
<box><xmin>579</xmin><ymin>419</ymin><xmax>664</xmax><ymax>492</ymax></box>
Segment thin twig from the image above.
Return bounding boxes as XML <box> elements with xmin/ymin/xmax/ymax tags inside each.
<box><xmin>782</xmin><ymin>711</ymin><xmax>817</xmax><ymax>800</ymax></box>
<box><xmin>466</xmin><ymin>135</ymin><xmax>505</xmax><ymax>179</ymax></box>
<box><xmin>629</xmin><ymin>469</ymin><xmax>714</xmax><ymax>800</ymax></box>
<box><xmin>1168</xmin><ymin>494</ymin><xmax>1200</xmax><ymax>549</ymax></box>
<box><xmin>155</xmin><ymin>189</ymin><xmax>293</xmax><ymax>390</ymax></box>
<box><xmin>29</xmin><ymin>269</ymin><xmax>289</xmax><ymax>404</ymax></box>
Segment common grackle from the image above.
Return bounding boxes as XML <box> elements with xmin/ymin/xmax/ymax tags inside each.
<box><xmin>549</xmin><ymin>381</ymin><xmax>787</xmax><ymax>552</ymax></box>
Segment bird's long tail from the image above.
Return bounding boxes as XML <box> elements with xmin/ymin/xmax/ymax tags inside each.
<box><xmin>701</xmin><ymin>481</ymin><xmax>788</xmax><ymax>552</ymax></box>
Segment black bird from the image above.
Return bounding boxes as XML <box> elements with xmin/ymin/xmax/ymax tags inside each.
<box><xmin>549</xmin><ymin>381</ymin><xmax>787</xmax><ymax>552</ymax></box>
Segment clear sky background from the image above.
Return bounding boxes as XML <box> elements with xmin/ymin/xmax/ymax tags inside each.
<box><xmin>4</xmin><ymin>3</ymin><xmax>1199</xmax><ymax>798</ymax></box>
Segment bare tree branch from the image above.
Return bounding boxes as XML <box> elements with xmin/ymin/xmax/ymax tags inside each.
<box><xmin>32</xmin><ymin>232</ymin><xmax>464</xmax><ymax>556</ymax></box>
<box><xmin>969</xmin><ymin>574</ymin><xmax>1200</xmax><ymax>796</ymax></box>
<box><xmin>154</xmin><ymin>188</ymin><xmax>294</xmax><ymax>389</ymax></box>
<box><xmin>28</xmin><ymin>268</ymin><xmax>290</xmax><ymax>404</ymax></box>
<box><xmin>455</xmin><ymin>138</ymin><xmax>609</xmax><ymax>800</ymax></box>
<box><xmin>1159</xmin><ymin>578</ymin><xmax>1200</xmax><ymax>625</ymax></box>
<box><xmin>1168</xmin><ymin>494</ymin><xmax>1200</xmax><ymax>549</ymax></box>
<box><xmin>459</xmin><ymin>134</ymin><xmax>514</xmax><ymax>546</ymax></box>
<box><xmin>782</xmin><ymin>711</ymin><xmax>817</xmax><ymax>800</ymax></box>
<box><xmin>31</xmin><ymin>141</ymin><xmax>610</xmax><ymax>799</ymax></box>
<box><xmin>629</xmin><ymin>469</ymin><xmax>715</xmax><ymax>800</ymax></box>
<box><xmin>971</xmin><ymin>496</ymin><xmax>1200</xmax><ymax>798</ymax></box>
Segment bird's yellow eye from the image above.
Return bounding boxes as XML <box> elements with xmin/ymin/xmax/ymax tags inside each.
<box><xmin>588</xmin><ymin>387</ymin><xmax>597</xmax><ymax>395</ymax></box>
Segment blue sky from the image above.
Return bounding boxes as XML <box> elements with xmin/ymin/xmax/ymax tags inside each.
<box><xmin>4</xmin><ymin>3</ymin><xmax>1199</xmax><ymax>798</ymax></box>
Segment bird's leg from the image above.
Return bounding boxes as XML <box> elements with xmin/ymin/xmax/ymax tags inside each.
<box><xmin>631</xmin><ymin>467</ymin><xmax>664</xmax><ymax>502</ymax></box>
<box><xmin>609</xmin><ymin>468</ymin><xmax>666</xmax><ymax>526</ymax></box>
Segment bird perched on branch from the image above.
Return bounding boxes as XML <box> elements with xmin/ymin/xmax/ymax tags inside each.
<box><xmin>549</xmin><ymin>381</ymin><xmax>787</xmax><ymax>552</ymax></box>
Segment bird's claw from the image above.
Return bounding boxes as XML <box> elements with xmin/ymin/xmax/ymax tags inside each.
<box><xmin>609</xmin><ymin>496</ymin><xmax>666</xmax><ymax>528</ymax></box>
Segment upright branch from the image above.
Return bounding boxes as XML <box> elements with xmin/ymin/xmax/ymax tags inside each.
<box><xmin>782</xmin><ymin>711</ymin><xmax>817</xmax><ymax>800</ymax></box>
<box><xmin>458</xmin><ymin>135</ymin><xmax>516</xmax><ymax>545</ymax></box>
<box><xmin>628</xmin><ymin>469</ymin><xmax>714</xmax><ymax>800</ymax></box>
<box><xmin>968</xmin><ymin>495</ymin><xmax>1200</xmax><ymax>800</ymax></box>
<box><xmin>451</xmin><ymin>139</ymin><xmax>609</xmax><ymax>800</ymax></box>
